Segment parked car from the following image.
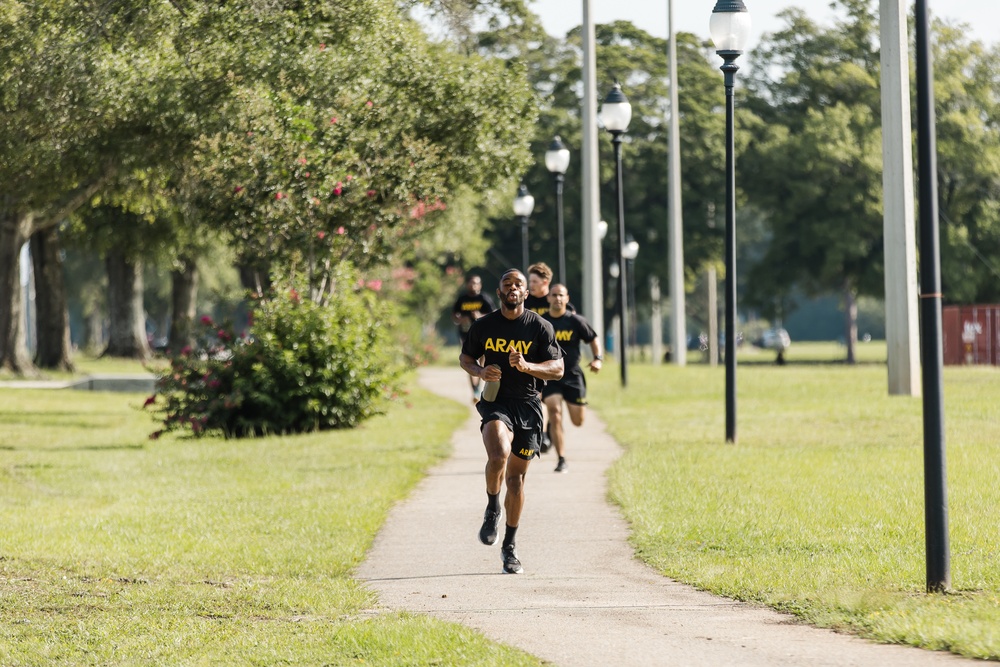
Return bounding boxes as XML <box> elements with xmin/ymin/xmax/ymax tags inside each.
<box><xmin>757</xmin><ymin>328</ymin><xmax>791</xmax><ymax>352</ymax></box>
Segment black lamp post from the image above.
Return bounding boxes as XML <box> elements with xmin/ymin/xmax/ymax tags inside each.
<box><xmin>914</xmin><ymin>0</ymin><xmax>949</xmax><ymax>594</ymax></box>
<box><xmin>545</xmin><ymin>136</ymin><xmax>571</xmax><ymax>284</ymax></box>
<box><xmin>513</xmin><ymin>183</ymin><xmax>535</xmax><ymax>270</ymax></box>
<box><xmin>601</xmin><ymin>83</ymin><xmax>632</xmax><ymax>387</ymax></box>
<box><xmin>710</xmin><ymin>0</ymin><xmax>751</xmax><ymax>443</ymax></box>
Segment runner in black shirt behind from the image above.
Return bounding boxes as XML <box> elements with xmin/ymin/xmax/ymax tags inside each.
<box><xmin>460</xmin><ymin>269</ymin><xmax>563</xmax><ymax>575</ymax></box>
<box><xmin>542</xmin><ymin>284</ymin><xmax>602</xmax><ymax>473</ymax></box>
<box><xmin>522</xmin><ymin>261</ymin><xmax>572</xmax><ymax>454</ymax></box>
<box><xmin>451</xmin><ymin>274</ymin><xmax>496</xmax><ymax>403</ymax></box>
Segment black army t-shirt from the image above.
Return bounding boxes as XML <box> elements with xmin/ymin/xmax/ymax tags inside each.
<box><xmin>543</xmin><ymin>312</ymin><xmax>597</xmax><ymax>373</ymax></box>
<box><xmin>524</xmin><ymin>294</ymin><xmax>575</xmax><ymax>318</ymax></box>
<box><xmin>452</xmin><ymin>292</ymin><xmax>496</xmax><ymax>332</ymax></box>
<box><xmin>462</xmin><ymin>309</ymin><xmax>562</xmax><ymax>401</ymax></box>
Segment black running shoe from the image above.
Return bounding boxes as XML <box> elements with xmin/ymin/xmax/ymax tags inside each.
<box><xmin>479</xmin><ymin>509</ymin><xmax>501</xmax><ymax>545</ymax></box>
<box><xmin>554</xmin><ymin>458</ymin><xmax>567</xmax><ymax>473</ymax></box>
<box><xmin>501</xmin><ymin>544</ymin><xmax>523</xmax><ymax>574</ymax></box>
<box><xmin>540</xmin><ymin>423</ymin><xmax>552</xmax><ymax>454</ymax></box>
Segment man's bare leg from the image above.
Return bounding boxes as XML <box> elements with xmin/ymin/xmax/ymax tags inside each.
<box><xmin>478</xmin><ymin>420</ymin><xmax>512</xmax><ymax>545</ymax></box>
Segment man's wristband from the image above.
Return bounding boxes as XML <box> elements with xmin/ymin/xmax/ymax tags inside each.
<box><xmin>594</xmin><ymin>355</ymin><xmax>603</xmax><ymax>361</ymax></box>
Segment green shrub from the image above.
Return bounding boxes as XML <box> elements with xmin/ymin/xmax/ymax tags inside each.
<box><xmin>148</xmin><ymin>276</ymin><xmax>400</xmax><ymax>438</ymax></box>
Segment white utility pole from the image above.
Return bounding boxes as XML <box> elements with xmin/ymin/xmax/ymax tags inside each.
<box><xmin>880</xmin><ymin>0</ymin><xmax>921</xmax><ymax>396</ymax></box>
<box><xmin>581</xmin><ymin>0</ymin><xmax>604</xmax><ymax>340</ymax></box>
<box><xmin>667</xmin><ymin>0</ymin><xmax>687</xmax><ymax>365</ymax></box>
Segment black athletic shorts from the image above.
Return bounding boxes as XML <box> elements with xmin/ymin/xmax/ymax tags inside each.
<box><xmin>476</xmin><ymin>396</ymin><xmax>543</xmax><ymax>460</ymax></box>
<box><xmin>541</xmin><ymin>367</ymin><xmax>587</xmax><ymax>405</ymax></box>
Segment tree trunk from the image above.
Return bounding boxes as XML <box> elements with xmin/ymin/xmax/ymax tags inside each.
<box><xmin>238</xmin><ymin>262</ymin><xmax>271</xmax><ymax>296</ymax></box>
<box><xmin>844</xmin><ymin>281</ymin><xmax>858</xmax><ymax>365</ymax></box>
<box><xmin>30</xmin><ymin>227</ymin><xmax>75</xmax><ymax>371</ymax></box>
<box><xmin>0</xmin><ymin>212</ymin><xmax>36</xmax><ymax>375</ymax></box>
<box><xmin>168</xmin><ymin>256</ymin><xmax>199</xmax><ymax>353</ymax></box>
<box><xmin>84</xmin><ymin>311</ymin><xmax>105</xmax><ymax>354</ymax></box>
<box><xmin>104</xmin><ymin>250</ymin><xmax>150</xmax><ymax>359</ymax></box>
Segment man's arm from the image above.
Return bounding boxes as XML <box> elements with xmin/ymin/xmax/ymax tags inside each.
<box><xmin>509</xmin><ymin>351</ymin><xmax>563</xmax><ymax>381</ymax></box>
<box><xmin>588</xmin><ymin>338</ymin><xmax>603</xmax><ymax>373</ymax></box>
<box><xmin>460</xmin><ymin>353</ymin><xmax>501</xmax><ymax>381</ymax></box>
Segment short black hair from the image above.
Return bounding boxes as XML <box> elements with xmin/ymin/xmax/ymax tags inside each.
<box><xmin>499</xmin><ymin>268</ymin><xmax>526</xmax><ymax>283</ymax></box>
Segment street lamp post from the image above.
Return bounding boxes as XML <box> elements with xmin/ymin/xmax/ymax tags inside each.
<box><xmin>710</xmin><ymin>0</ymin><xmax>751</xmax><ymax>444</ymax></box>
<box><xmin>601</xmin><ymin>83</ymin><xmax>632</xmax><ymax>387</ymax></box>
<box><xmin>513</xmin><ymin>183</ymin><xmax>535</xmax><ymax>270</ymax></box>
<box><xmin>623</xmin><ymin>236</ymin><xmax>640</xmax><ymax>349</ymax></box>
<box><xmin>914</xmin><ymin>0</ymin><xmax>950</xmax><ymax>594</ymax></box>
<box><xmin>545</xmin><ymin>136</ymin><xmax>571</xmax><ymax>284</ymax></box>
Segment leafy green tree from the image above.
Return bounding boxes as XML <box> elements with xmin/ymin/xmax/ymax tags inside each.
<box><xmin>0</xmin><ymin>0</ymin><xmax>191</xmax><ymax>373</ymax></box>
<box><xmin>473</xmin><ymin>17</ymin><xmax>732</xmax><ymax>335</ymax></box>
<box><xmin>740</xmin><ymin>0</ymin><xmax>886</xmax><ymax>362</ymax></box>
<box><xmin>931</xmin><ymin>24</ymin><xmax>1000</xmax><ymax>303</ymax></box>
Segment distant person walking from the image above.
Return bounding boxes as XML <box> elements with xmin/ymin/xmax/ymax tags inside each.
<box><xmin>459</xmin><ymin>269</ymin><xmax>564</xmax><ymax>574</ymax></box>
<box><xmin>542</xmin><ymin>284</ymin><xmax>602</xmax><ymax>473</ymax></box>
<box><xmin>452</xmin><ymin>274</ymin><xmax>496</xmax><ymax>403</ymax></box>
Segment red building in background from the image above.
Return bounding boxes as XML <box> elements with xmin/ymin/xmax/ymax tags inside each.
<box><xmin>942</xmin><ymin>305</ymin><xmax>1000</xmax><ymax>366</ymax></box>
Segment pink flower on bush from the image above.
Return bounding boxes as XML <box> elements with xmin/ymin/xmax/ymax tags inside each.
<box><xmin>143</xmin><ymin>395</ymin><xmax>156</xmax><ymax>408</ymax></box>
<box><xmin>298</xmin><ymin>157</ymin><xmax>307</xmax><ymax>165</ymax></box>
<box><xmin>317</xmin><ymin>231</ymin><xmax>326</xmax><ymax>240</ymax></box>
<box><xmin>330</xmin><ymin>116</ymin><xmax>338</xmax><ymax>124</ymax></box>
<box><xmin>233</xmin><ymin>185</ymin><xmax>243</xmax><ymax>193</ymax></box>
<box><xmin>366</xmin><ymin>100</ymin><xmax>373</xmax><ymax>107</ymax></box>
<box><xmin>218</xmin><ymin>329</ymin><xmax>231</xmax><ymax>342</ymax></box>
<box><xmin>289</xmin><ymin>288</ymin><xmax>300</xmax><ymax>303</ymax></box>
<box><xmin>366</xmin><ymin>280</ymin><xmax>382</xmax><ymax>292</ymax></box>
<box><xmin>332</xmin><ymin>186</ymin><xmax>342</xmax><ymax>196</ymax></box>
<box><xmin>336</xmin><ymin>226</ymin><xmax>346</xmax><ymax>235</ymax></box>
<box><xmin>319</xmin><ymin>43</ymin><xmax>326</xmax><ymax>50</ymax></box>
<box><xmin>346</xmin><ymin>175</ymin><xmax>353</xmax><ymax>181</ymax></box>
<box><xmin>366</xmin><ymin>190</ymin><xmax>376</xmax><ymax>198</ymax></box>
<box><xmin>304</xmin><ymin>172</ymin><xmax>310</xmax><ymax>178</ymax></box>
<box><xmin>200</xmin><ymin>316</ymin><xmax>213</xmax><ymax>326</ymax></box>
<box><xmin>181</xmin><ymin>345</ymin><xmax>192</xmax><ymax>356</ymax></box>
<box><xmin>275</xmin><ymin>192</ymin><xmax>285</xmax><ymax>200</ymax></box>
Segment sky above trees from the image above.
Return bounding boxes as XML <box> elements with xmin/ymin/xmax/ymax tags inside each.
<box><xmin>532</xmin><ymin>0</ymin><xmax>997</xmax><ymax>52</ymax></box>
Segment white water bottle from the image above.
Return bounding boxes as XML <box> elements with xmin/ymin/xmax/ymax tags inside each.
<box><xmin>482</xmin><ymin>365</ymin><xmax>501</xmax><ymax>402</ymax></box>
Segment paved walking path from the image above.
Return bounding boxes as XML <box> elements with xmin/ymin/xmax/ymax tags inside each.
<box><xmin>356</xmin><ymin>367</ymin><xmax>969</xmax><ymax>666</ymax></box>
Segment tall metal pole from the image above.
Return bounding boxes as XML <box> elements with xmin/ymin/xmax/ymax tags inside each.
<box><xmin>721</xmin><ymin>53</ymin><xmax>739</xmax><ymax>444</ymax></box>
<box><xmin>880</xmin><ymin>0</ymin><xmax>921</xmax><ymax>396</ymax></box>
<box><xmin>520</xmin><ymin>216</ymin><xmax>529</xmax><ymax>271</ymax></box>
<box><xmin>667</xmin><ymin>0</ymin><xmax>687</xmax><ymax>366</ymax></box>
<box><xmin>914</xmin><ymin>0</ymin><xmax>950</xmax><ymax>593</ymax></box>
<box><xmin>580</xmin><ymin>0</ymin><xmax>604</xmax><ymax>341</ymax></box>
<box><xmin>555</xmin><ymin>173</ymin><xmax>567</xmax><ymax>284</ymax></box>
<box><xmin>612</xmin><ymin>133</ymin><xmax>629</xmax><ymax>387</ymax></box>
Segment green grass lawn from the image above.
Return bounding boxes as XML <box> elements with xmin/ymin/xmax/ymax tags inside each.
<box><xmin>589</xmin><ymin>358</ymin><xmax>1000</xmax><ymax>660</ymax></box>
<box><xmin>0</xmin><ymin>380</ymin><xmax>543</xmax><ymax>666</ymax></box>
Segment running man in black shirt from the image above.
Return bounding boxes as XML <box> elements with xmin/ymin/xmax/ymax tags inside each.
<box><xmin>542</xmin><ymin>284</ymin><xmax>602</xmax><ymax>473</ymax></box>
<box><xmin>452</xmin><ymin>274</ymin><xmax>496</xmax><ymax>403</ymax></box>
<box><xmin>460</xmin><ymin>269</ymin><xmax>564</xmax><ymax>574</ymax></box>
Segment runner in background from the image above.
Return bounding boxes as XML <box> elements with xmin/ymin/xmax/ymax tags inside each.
<box><xmin>452</xmin><ymin>274</ymin><xmax>496</xmax><ymax>403</ymax></box>
<box><xmin>542</xmin><ymin>284</ymin><xmax>602</xmax><ymax>473</ymax></box>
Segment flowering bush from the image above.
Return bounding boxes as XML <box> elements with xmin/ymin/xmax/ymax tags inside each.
<box><xmin>147</xmin><ymin>278</ymin><xmax>400</xmax><ymax>438</ymax></box>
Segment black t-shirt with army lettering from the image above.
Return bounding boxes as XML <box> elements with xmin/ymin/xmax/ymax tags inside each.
<box><xmin>543</xmin><ymin>311</ymin><xmax>597</xmax><ymax>373</ymax></box>
<box><xmin>452</xmin><ymin>292</ymin><xmax>496</xmax><ymax>332</ymax></box>
<box><xmin>462</xmin><ymin>309</ymin><xmax>562</xmax><ymax>401</ymax></box>
<box><xmin>524</xmin><ymin>293</ymin><xmax>575</xmax><ymax>319</ymax></box>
